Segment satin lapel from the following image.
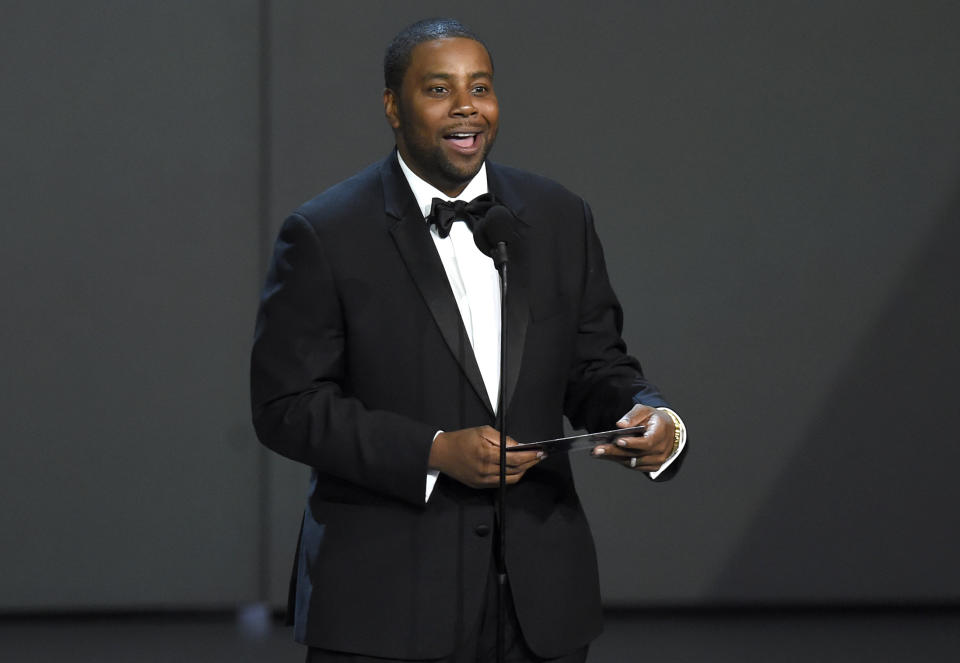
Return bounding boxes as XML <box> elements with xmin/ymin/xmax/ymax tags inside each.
<box><xmin>501</xmin><ymin>235</ymin><xmax>529</xmax><ymax>415</ymax></box>
<box><xmin>486</xmin><ymin>163</ymin><xmax>531</xmax><ymax>415</ymax></box>
<box><xmin>381</xmin><ymin>156</ymin><xmax>495</xmax><ymax>416</ymax></box>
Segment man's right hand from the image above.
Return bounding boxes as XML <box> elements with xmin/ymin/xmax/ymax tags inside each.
<box><xmin>428</xmin><ymin>426</ymin><xmax>543</xmax><ymax>489</ymax></box>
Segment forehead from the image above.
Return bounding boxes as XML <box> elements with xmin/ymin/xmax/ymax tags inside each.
<box><xmin>405</xmin><ymin>37</ymin><xmax>493</xmax><ymax>80</ymax></box>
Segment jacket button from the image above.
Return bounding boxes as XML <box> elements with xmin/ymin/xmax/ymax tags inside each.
<box><xmin>474</xmin><ymin>524</ymin><xmax>491</xmax><ymax>537</ymax></box>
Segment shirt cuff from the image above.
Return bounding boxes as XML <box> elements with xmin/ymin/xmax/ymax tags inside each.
<box><xmin>648</xmin><ymin>408</ymin><xmax>686</xmax><ymax>480</ymax></box>
<box><xmin>425</xmin><ymin>470</ymin><xmax>440</xmax><ymax>501</ymax></box>
<box><xmin>425</xmin><ymin>431</ymin><xmax>443</xmax><ymax>502</ymax></box>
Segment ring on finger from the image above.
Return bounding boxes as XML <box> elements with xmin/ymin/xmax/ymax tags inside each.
<box><xmin>629</xmin><ymin>457</ymin><xmax>638</xmax><ymax>469</ymax></box>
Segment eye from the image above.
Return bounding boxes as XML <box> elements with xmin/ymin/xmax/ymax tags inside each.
<box><xmin>428</xmin><ymin>86</ymin><xmax>448</xmax><ymax>96</ymax></box>
<box><xmin>472</xmin><ymin>85</ymin><xmax>489</xmax><ymax>95</ymax></box>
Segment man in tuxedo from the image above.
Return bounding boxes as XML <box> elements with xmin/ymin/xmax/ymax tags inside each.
<box><xmin>251</xmin><ymin>18</ymin><xmax>686</xmax><ymax>663</ymax></box>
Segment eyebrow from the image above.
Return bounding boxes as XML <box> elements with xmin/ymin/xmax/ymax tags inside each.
<box><xmin>421</xmin><ymin>71</ymin><xmax>493</xmax><ymax>81</ymax></box>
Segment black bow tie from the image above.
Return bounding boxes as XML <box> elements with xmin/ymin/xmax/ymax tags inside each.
<box><xmin>426</xmin><ymin>194</ymin><xmax>497</xmax><ymax>238</ymax></box>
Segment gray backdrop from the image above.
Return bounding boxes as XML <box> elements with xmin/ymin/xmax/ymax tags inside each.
<box><xmin>2</xmin><ymin>0</ymin><xmax>958</xmax><ymax>611</ymax></box>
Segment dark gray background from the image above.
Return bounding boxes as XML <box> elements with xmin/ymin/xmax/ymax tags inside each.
<box><xmin>2</xmin><ymin>0</ymin><xmax>958</xmax><ymax>612</ymax></box>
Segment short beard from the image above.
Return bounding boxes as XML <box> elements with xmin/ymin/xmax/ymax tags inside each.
<box><xmin>427</xmin><ymin>144</ymin><xmax>486</xmax><ymax>188</ymax></box>
<box><xmin>396</xmin><ymin>121</ymin><xmax>495</xmax><ymax>194</ymax></box>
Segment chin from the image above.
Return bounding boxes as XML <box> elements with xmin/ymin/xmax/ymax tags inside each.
<box><xmin>442</xmin><ymin>156</ymin><xmax>484</xmax><ymax>182</ymax></box>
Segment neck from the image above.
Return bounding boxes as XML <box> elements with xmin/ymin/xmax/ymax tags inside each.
<box><xmin>395</xmin><ymin>149</ymin><xmax>472</xmax><ymax>197</ymax></box>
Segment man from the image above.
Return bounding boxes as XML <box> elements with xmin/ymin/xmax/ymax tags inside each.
<box><xmin>251</xmin><ymin>18</ymin><xmax>686</xmax><ymax>663</ymax></box>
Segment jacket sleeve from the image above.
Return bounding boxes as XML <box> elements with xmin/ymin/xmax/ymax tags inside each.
<box><xmin>250</xmin><ymin>213</ymin><xmax>436</xmax><ymax>506</ymax></box>
<box><xmin>563</xmin><ymin>201</ymin><xmax>670</xmax><ymax>432</ymax></box>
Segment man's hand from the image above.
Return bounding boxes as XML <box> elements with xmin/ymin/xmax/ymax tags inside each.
<box><xmin>591</xmin><ymin>404</ymin><xmax>675</xmax><ymax>472</ymax></box>
<box><xmin>429</xmin><ymin>426</ymin><xmax>543</xmax><ymax>489</ymax></box>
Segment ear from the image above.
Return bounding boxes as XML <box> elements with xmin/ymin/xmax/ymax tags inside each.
<box><xmin>383</xmin><ymin>88</ymin><xmax>401</xmax><ymax>130</ymax></box>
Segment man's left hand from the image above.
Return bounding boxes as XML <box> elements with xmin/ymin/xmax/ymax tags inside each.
<box><xmin>591</xmin><ymin>404</ymin><xmax>675</xmax><ymax>472</ymax></box>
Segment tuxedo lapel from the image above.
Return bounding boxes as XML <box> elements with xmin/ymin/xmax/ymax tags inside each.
<box><xmin>501</xmin><ymin>239</ymin><xmax>529</xmax><ymax>416</ymax></box>
<box><xmin>487</xmin><ymin>164</ymin><xmax>531</xmax><ymax>416</ymax></box>
<box><xmin>381</xmin><ymin>156</ymin><xmax>496</xmax><ymax>416</ymax></box>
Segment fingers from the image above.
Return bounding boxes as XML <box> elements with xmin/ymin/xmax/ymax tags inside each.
<box><xmin>592</xmin><ymin>442</ymin><xmax>656</xmax><ymax>461</ymax></box>
<box><xmin>612</xmin><ymin>411</ymin><xmax>672</xmax><ymax>451</ymax></box>
<box><xmin>464</xmin><ymin>427</ymin><xmax>543</xmax><ymax>487</ymax></box>
<box><xmin>592</xmin><ymin>432</ymin><xmax>658</xmax><ymax>458</ymax></box>
<box><xmin>592</xmin><ymin>443</ymin><xmax>665</xmax><ymax>471</ymax></box>
<box><xmin>621</xmin><ymin>456</ymin><xmax>663</xmax><ymax>472</ymax></box>
<box><xmin>482</xmin><ymin>428</ymin><xmax>543</xmax><ymax>469</ymax></box>
<box><xmin>467</xmin><ymin>453</ymin><xmax>538</xmax><ymax>488</ymax></box>
<box><xmin>616</xmin><ymin>403</ymin><xmax>656</xmax><ymax>429</ymax></box>
<box><xmin>506</xmin><ymin>453</ymin><xmax>543</xmax><ymax>475</ymax></box>
<box><xmin>493</xmin><ymin>446</ymin><xmax>542</xmax><ymax>474</ymax></box>
<box><xmin>593</xmin><ymin>409</ymin><xmax>675</xmax><ymax>470</ymax></box>
<box><xmin>432</xmin><ymin>426</ymin><xmax>546</xmax><ymax>489</ymax></box>
<box><xmin>504</xmin><ymin>448</ymin><xmax>543</xmax><ymax>468</ymax></box>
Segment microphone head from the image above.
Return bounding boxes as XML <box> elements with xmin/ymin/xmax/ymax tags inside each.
<box><xmin>472</xmin><ymin>205</ymin><xmax>517</xmax><ymax>257</ymax></box>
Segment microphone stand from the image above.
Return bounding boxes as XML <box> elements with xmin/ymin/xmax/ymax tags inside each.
<box><xmin>494</xmin><ymin>242</ymin><xmax>508</xmax><ymax>663</ymax></box>
<box><xmin>472</xmin><ymin>208</ymin><xmax>513</xmax><ymax>663</ymax></box>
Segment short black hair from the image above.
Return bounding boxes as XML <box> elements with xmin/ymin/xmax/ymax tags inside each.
<box><xmin>384</xmin><ymin>18</ymin><xmax>492</xmax><ymax>92</ymax></box>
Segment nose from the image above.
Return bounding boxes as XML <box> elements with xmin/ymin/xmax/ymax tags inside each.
<box><xmin>450</xmin><ymin>89</ymin><xmax>477</xmax><ymax>117</ymax></box>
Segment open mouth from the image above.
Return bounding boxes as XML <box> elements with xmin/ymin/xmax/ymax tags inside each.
<box><xmin>444</xmin><ymin>132</ymin><xmax>480</xmax><ymax>150</ymax></box>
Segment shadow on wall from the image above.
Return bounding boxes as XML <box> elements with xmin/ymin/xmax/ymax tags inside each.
<box><xmin>711</xmin><ymin>188</ymin><xmax>960</xmax><ymax>603</ymax></box>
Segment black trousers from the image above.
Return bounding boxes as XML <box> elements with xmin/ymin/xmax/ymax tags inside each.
<box><xmin>305</xmin><ymin>556</ymin><xmax>590</xmax><ymax>663</ymax></box>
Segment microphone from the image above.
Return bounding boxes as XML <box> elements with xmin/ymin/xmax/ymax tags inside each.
<box><xmin>473</xmin><ymin>203</ymin><xmax>516</xmax><ymax>663</ymax></box>
<box><xmin>472</xmin><ymin>205</ymin><xmax>516</xmax><ymax>270</ymax></box>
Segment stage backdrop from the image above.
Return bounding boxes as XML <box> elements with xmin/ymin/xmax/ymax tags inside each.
<box><xmin>2</xmin><ymin>0</ymin><xmax>958</xmax><ymax>611</ymax></box>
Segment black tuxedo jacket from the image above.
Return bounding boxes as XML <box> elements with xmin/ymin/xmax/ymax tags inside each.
<box><xmin>251</xmin><ymin>152</ymin><xmax>674</xmax><ymax>659</ymax></box>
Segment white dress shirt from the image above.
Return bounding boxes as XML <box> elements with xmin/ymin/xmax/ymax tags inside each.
<box><xmin>395</xmin><ymin>153</ymin><xmax>685</xmax><ymax>499</ymax></box>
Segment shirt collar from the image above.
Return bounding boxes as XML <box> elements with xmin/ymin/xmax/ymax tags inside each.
<box><xmin>396</xmin><ymin>151</ymin><xmax>489</xmax><ymax>218</ymax></box>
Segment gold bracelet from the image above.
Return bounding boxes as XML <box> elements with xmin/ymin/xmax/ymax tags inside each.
<box><xmin>656</xmin><ymin>407</ymin><xmax>682</xmax><ymax>458</ymax></box>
